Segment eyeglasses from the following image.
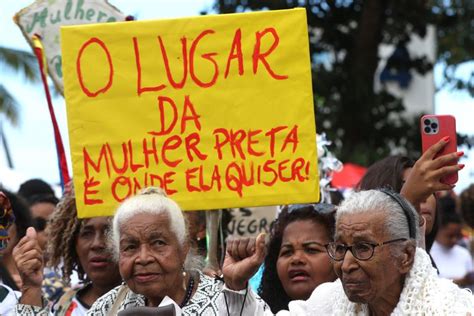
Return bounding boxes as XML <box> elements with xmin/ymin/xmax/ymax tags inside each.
<box><xmin>325</xmin><ymin>238</ymin><xmax>407</xmax><ymax>261</ymax></box>
<box><xmin>287</xmin><ymin>203</ymin><xmax>336</xmax><ymax>214</ymax></box>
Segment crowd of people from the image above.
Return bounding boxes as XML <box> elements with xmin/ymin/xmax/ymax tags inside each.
<box><xmin>1</xmin><ymin>138</ymin><xmax>473</xmax><ymax>315</ymax></box>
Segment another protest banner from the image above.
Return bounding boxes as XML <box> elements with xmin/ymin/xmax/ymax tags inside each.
<box><xmin>15</xmin><ymin>0</ymin><xmax>125</xmax><ymax>94</ymax></box>
<box><xmin>61</xmin><ymin>8</ymin><xmax>319</xmax><ymax>217</ymax></box>
<box><xmin>226</xmin><ymin>206</ymin><xmax>278</xmax><ymax>238</ymax></box>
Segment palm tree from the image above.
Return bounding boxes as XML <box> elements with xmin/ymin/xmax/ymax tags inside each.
<box><xmin>0</xmin><ymin>46</ymin><xmax>39</xmax><ymax>126</ymax></box>
<box><xmin>0</xmin><ymin>46</ymin><xmax>39</xmax><ymax>168</ymax></box>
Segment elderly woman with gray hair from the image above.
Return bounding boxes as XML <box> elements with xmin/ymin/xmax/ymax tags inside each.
<box><xmin>220</xmin><ymin>189</ymin><xmax>474</xmax><ymax>315</ymax></box>
<box><xmin>86</xmin><ymin>187</ymin><xmax>228</xmax><ymax>315</ymax></box>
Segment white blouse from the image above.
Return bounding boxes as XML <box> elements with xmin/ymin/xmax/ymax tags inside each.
<box><xmin>217</xmin><ymin>248</ymin><xmax>474</xmax><ymax>315</ymax></box>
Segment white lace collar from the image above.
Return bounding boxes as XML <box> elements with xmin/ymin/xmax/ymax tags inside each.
<box><xmin>326</xmin><ymin>248</ymin><xmax>474</xmax><ymax>315</ymax></box>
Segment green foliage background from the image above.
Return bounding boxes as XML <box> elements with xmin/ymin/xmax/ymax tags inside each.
<box><xmin>210</xmin><ymin>0</ymin><xmax>473</xmax><ymax>165</ymax></box>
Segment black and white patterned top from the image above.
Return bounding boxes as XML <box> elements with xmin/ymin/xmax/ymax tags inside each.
<box><xmin>15</xmin><ymin>272</ymin><xmax>271</xmax><ymax>315</ymax></box>
<box><xmin>86</xmin><ymin>272</ymin><xmax>222</xmax><ymax>316</ymax></box>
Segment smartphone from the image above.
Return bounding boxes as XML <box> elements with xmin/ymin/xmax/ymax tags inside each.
<box><xmin>420</xmin><ymin>114</ymin><xmax>458</xmax><ymax>185</ymax></box>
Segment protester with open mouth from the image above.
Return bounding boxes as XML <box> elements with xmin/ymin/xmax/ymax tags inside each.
<box><xmin>257</xmin><ymin>203</ymin><xmax>337</xmax><ymax>313</ymax></box>
<box><xmin>218</xmin><ymin>140</ymin><xmax>471</xmax><ymax>315</ymax></box>
<box><xmin>220</xmin><ymin>190</ymin><xmax>473</xmax><ymax>315</ymax></box>
<box><xmin>13</xmin><ymin>184</ymin><xmax>122</xmax><ymax>315</ymax></box>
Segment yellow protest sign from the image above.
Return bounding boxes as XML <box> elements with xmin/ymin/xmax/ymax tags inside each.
<box><xmin>61</xmin><ymin>8</ymin><xmax>319</xmax><ymax>218</ymax></box>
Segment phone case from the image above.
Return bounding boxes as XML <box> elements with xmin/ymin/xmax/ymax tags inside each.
<box><xmin>420</xmin><ymin>114</ymin><xmax>458</xmax><ymax>185</ymax></box>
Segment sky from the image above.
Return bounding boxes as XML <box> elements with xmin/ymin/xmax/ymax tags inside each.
<box><xmin>0</xmin><ymin>0</ymin><xmax>214</xmax><ymax>191</ymax></box>
<box><xmin>0</xmin><ymin>0</ymin><xmax>473</xmax><ymax>194</ymax></box>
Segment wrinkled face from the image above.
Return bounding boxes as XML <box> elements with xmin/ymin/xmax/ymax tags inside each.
<box><xmin>118</xmin><ymin>212</ymin><xmax>187</xmax><ymax>303</ymax></box>
<box><xmin>75</xmin><ymin>217</ymin><xmax>121</xmax><ymax>287</ymax></box>
<box><xmin>276</xmin><ymin>220</ymin><xmax>336</xmax><ymax>300</ymax></box>
<box><xmin>436</xmin><ymin>222</ymin><xmax>463</xmax><ymax>248</ymax></box>
<box><xmin>333</xmin><ymin>212</ymin><xmax>405</xmax><ymax>304</ymax></box>
<box><xmin>403</xmin><ymin>168</ymin><xmax>437</xmax><ymax>233</ymax></box>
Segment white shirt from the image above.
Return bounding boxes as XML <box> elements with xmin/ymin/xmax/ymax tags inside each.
<box><xmin>218</xmin><ymin>248</ymin><xmax>474</xmax><ymax>315</ymax></box>
<box><xmin>430</xmin><ymin>241</ymin><xmax>473</xmax><ymax>280</ymax></box>
<box><xmin>61</xmin><ymin>296</ymin><xmax>89</xmax><ymax>316</ymax></box>
<box><xmin>0</xmin><ymin>283</ymin><xmax>20</xmax><ymax>316</ymax></box>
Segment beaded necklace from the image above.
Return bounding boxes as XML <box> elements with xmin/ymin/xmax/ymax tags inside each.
<box><xmin>179</xmin><ymin>275</ymin><xmax>195</xmax><ymax>308</ymax></box>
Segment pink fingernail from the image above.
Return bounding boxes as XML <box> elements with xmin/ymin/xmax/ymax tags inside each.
<box><xmin>442</xmin><ymin>136</ymin><xmax>450</xmax><ymax>142</ymax></box>
<box><xmin>457</xmin><ymin>151</ymin><xmax>464</xmax><ymax>157</ymax></box>
<box><xmin>459</xmin><ymin>164</ymin><xmax>465</xmax><ymax>169</ymax></box>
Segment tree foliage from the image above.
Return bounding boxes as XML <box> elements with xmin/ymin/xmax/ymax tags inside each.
<box><xmin>432</xmin><ymin>0</ymin><xmax>474</xmax><ymax>95</ymax></box>
<box><xmin>0</xmin><ymin>46</ymin><xmax>38</xmax><ymax>126</ymax></box>
<box><xmin>211</xmin><ymin>0</ymin><xmax>473</xmax><ymax>165</ymax></box>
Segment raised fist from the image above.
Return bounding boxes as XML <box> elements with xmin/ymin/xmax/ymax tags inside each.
<box><xmin>13</xmin><ymin>227</ymin><xmax>44</xmax><ymax>289</ymax></box>
<box><xmin>222</xmin><ymin>233</ymin><xmax>266</xmax><ymax>290</ymax></box>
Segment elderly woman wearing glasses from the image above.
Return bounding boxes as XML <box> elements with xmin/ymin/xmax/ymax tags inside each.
<box><xmin>220</xmin><ymin>189</ymin><xmax>474</xmax><ymax>315</ymax></box>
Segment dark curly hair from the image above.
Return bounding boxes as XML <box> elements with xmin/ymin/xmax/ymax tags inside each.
<box><xmin>257</xmin><ymin>205</ymin><xmax>335</xmax><ymax>313</ymax></box>
<box><xmin>45</xmin><ymin>185</ymin><xmax>86</xmax><ymax>283</ymax></box>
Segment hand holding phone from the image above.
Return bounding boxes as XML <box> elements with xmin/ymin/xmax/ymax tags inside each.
<box><xmin>420</xmin><ymin>114</ymin><xmax>458</xmax><ymax>185</ymax></box>
<box><xmin>401</xmin><ymin>128</ymin><xmax>463</xmax><ymax>210</ymax></box>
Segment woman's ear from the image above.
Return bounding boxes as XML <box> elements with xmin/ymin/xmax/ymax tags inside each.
<box><xmin>399</xmin><ymin>241</ymin><xmax>416</xmax><ymax>274</ymax></box>
<box><xmin>196</xmin><ymin>225</ymin><xmax>206</xmax><ymax>242</ymax></box>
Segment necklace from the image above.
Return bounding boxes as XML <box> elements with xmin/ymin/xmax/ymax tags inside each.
<box><xmin>179</xmin><ymin>275</ymin><xmax>195</xmax><ymax>308</ymax></box>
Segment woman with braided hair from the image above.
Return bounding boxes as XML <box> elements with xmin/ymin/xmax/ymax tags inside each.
<box><xmin>13</xmin><ymin>185</ymin><xmax>122</xmax><ymax>315</ymax></box>
<box><xmin>44</xmin><ymin>187</ymin><xmax>88</xmax><ymax>285</ymax></box>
